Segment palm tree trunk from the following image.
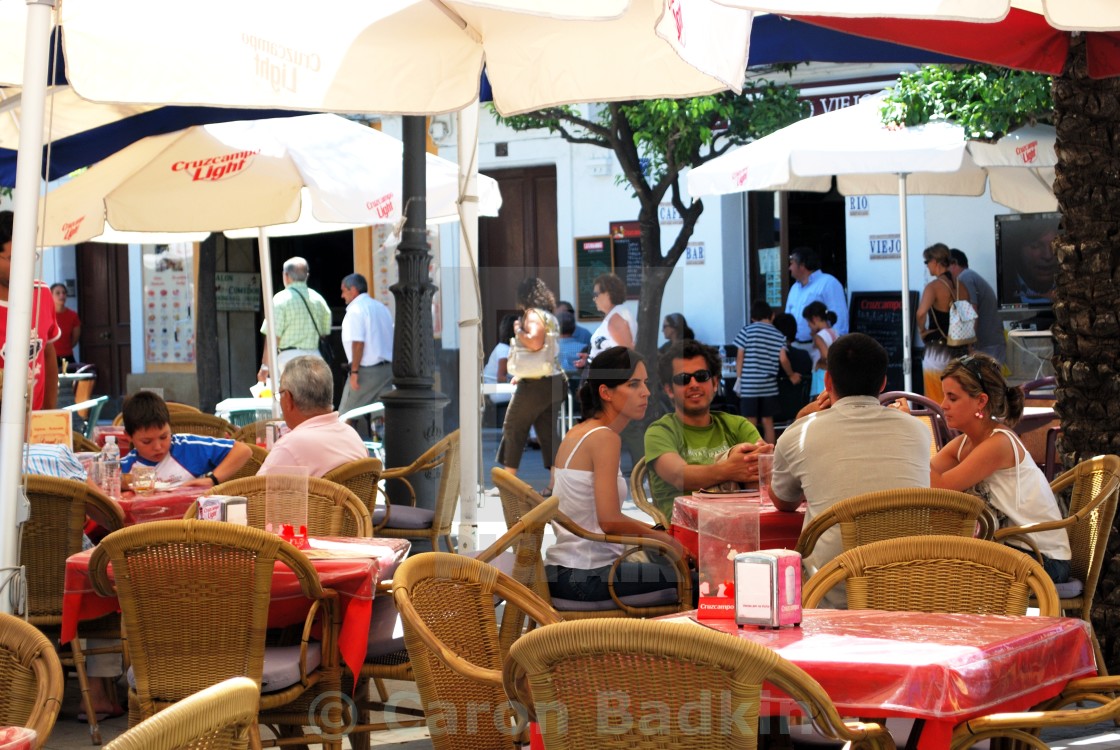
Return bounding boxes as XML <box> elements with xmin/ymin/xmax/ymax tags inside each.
<box><xmin>1051</xmin><ymin>34</ymin><xmax>1120</xmax><ymax>672</ymax></box>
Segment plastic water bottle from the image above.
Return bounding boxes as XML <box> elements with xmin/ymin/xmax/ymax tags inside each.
<box><xmin>100</xmin><ymin>436</ymin><xmax>121</xmax><ymax>499</ymax></box>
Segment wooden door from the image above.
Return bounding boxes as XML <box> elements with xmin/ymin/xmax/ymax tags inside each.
<box><xmin>478</xmin><ymin>165</ymin><xmax>558</xmax><ymax>355</ymax></box>
<box><xmin>77</xmin><ymin>243</ymin><xmax>131</xmax><ymax>411</ymax></box>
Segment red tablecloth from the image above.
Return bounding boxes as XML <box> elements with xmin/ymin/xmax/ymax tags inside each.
<box><xmin>61</xmin><ymin>536</ymin><xmax>410</xmax><ymax>685</ymax></box>
<box><xmin>0</xmin><ymin>727</ymin><xmax>35</xmax><ymax>750</ymax></box>
<box><xmin>116</xmin><ymin>487</ymin><xmax>204</xmax><ymax>525</ymax></box>
<box><xmin>686</xmin><ymin>609</ymin><xmax>1095</xmax><ymax>748</ymax></box>
<box><xmin>671</xmin><ymin>497</ymin><xmax>806</xmax><ymax>558</ymax></box>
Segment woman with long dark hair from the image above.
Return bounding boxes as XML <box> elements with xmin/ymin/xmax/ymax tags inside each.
<box><xmin>544</xmin><ymin>346</ymin><xmax>689</xmax><ymax>602</ymax></box>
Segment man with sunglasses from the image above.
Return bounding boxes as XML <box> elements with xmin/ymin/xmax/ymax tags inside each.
<box><xmin>644</xmin><ymin>339</ymin><xmax>769</xmax><ymax>521</ymax></box>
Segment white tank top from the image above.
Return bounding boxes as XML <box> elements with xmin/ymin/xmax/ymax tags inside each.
<box><xmin>957</xmin><ymin>428</ymin><xmax>1071</xmax><ymax>560</ymax></box>
<box><xmin>589</xmin><ymin>306</ymin><xmax>637</xmax><ymax>360</ymax></box>
<box><xmin>544</xmin><ymin>426</ymin><xmax>628</xmax><ymax>570</ymax></box>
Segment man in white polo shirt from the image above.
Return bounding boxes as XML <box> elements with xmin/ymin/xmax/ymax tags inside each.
<box><xmin>338</xmin><ymin>273</ymin><xmax>394</xmax><ymax>440</ymax></box>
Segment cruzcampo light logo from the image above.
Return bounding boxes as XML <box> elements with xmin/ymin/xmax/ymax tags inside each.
<box><xmin>171</xmin><ymin>150</ymin><xmax>259</xmax><ymax>182</ymax></box>
<box><xmin>61</xmin><ymin>217</ymin><xmax>85</xmax><ymax>241</ymax></box>
<box><xmin>366</xmin><ymin>193</ymin><xmax>394</xmax><ymax>220</ymax></box>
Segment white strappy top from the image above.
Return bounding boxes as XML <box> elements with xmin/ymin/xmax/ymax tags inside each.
<box><xmin>957</xmin><ymin>428</ymin><xmax>1071</xmax><ymax>560</ymax></box>
<box><xmin>544</xmin><ymin>426</ymin><xmax>628</xmax><ymax>570</ymax></box>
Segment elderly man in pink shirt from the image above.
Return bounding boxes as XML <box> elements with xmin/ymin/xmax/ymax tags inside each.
<box><xmin>258</xmin><ymin>355</ymin><xmax>369</xmax><ymax>477</ymax></box>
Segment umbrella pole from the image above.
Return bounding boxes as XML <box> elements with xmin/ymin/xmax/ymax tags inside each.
<box><xmin>257</xmin><ymin>228</ymin><xmax>280</xmax><ymax>418</ymax></box>
<box><xmin>898</xmin><ymin>173</ymin><xmax>913</xmax><ymax>392</ymax></box>
<box><xmin>456</xmin><ymin>101</ymin><xmax>480</xmax><ymax>553</ymax></box>
<box><xmin>0</xmin><ymin>0</ymin><xmax>53</xmax><ymax>611</ymax></box>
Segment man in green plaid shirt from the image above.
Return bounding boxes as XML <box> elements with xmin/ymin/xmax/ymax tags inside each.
<box><xmin>258</xmin><ymin>256</ymin><xmax>332</xmax><ymax>380</ymax></box>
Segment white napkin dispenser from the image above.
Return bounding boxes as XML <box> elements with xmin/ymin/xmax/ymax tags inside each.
<box><xmin>734</xmin><ymin>550</ymin><xmax>802</xmax><ymax>628</ymax></box>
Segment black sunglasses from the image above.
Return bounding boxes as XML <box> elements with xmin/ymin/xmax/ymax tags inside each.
<box><xmin>670</xmin><ymin>369</ymin><xmax>712</xmax><ymax>386</ymax></box>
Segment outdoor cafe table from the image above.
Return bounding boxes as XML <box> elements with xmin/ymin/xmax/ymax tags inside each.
<box><xmin>115</xmin><ymin>486</ymin><xmax>206</xmax><ymax>525</ymax></box>
<box><xmin>61</xmin><ymin>536</ymin><xmax>411</xmax><ymax>683</ymax></box>
<box><xmin>673</xmin><ymin>608</ymin><xmax>1095</xmax><ymax>749</ymax></box>
<box><xmin>671</xmin><ymin>494</ymin><xmax>806</xmax><ymax>557</ymax></box>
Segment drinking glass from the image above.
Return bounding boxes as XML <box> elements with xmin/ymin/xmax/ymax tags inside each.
<box><xmin>131</xmin><ymin>465</ymin><xmax>156</xmax><ymax>495</ymax></box>
<box><xmin>757</xmin><ymin>453</ymin><xmax>774</xmax><ymax>502</ymax></box>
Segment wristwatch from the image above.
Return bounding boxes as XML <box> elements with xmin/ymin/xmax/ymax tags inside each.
<box><xmin>204</xmin><ymin>471</ymin><xmax>219</xmax><ymax>486</ymax></box>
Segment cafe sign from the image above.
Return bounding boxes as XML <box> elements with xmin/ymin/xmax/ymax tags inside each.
<box><xmin>869</xmin><ymin>234</ymin><xmax>901</xmax><ymax>260</ymax></box>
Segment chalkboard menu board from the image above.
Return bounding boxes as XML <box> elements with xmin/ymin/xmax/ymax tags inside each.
<box><xmin>610</xmin><ymin>221</ymin><xmax>643</xmax><ymax>299</ymax></box>
<box><xmin>574</xmin><ymin>236</ymin><xmax>612</xmax><ymax>320</ymax></box>
<box><xmin>849</xmin><ymin>291</ymin><xmax>920</xmax><ymax>393</ymax></box>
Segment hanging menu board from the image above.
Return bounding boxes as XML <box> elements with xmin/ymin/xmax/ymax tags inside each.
<box><xmin>849</xmin><ymin>291</ymin><xmax>920</xmax><ymax>393</ymax></box>
<box><xmin>575</xmin><ymin>236</ymin><xmax>613</xmax><ymax>320</ymax></box>
<box><xmin>610</xmin><ymin>221</ymin><xmax>643</xmax><ymax>300</ymax></box>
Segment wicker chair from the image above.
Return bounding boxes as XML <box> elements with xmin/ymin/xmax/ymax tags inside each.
<box><xmin>226</xmin><ymin>444</ymin><xmax>269</xmax><ymax>482</ymax></box>
<box><xmin>102</xmin><ymin>677</ymin><xmax>259</xmax><ymax>750</ymax></box>
<box><xmin>0</xmin><ymin>612</ymin><xmax>64</xmax><ymax>749</ymax></box>
<box><xmin>802</xmin><ymin>536</ymin><xmax>1060</xmax><ymax>616</ymax></box>
<box><xmin>113</xmin><ymin>402</ymin><xmax>202</xmax><ymax>427</ymax></box>
<box><xmin>794</xmin><ymin>487</ymin><xmax>991</xmax><ymax>560</ymax></box>
<box><xmin>391</xmin><ymin>552</ymin><xmax>562</xmax><ymax>750</ymax></box>
<box><xmin>73</xmin><ymin>433</ymin><xmax>101</xmax><ymax>453</ymax></box>
<box><xmin>89</xmin><ymin>520</ymin><xmax>338</xmax><ymax>749</ymax></box>
<box><xmin>492</xmin><ymin>467</ymin><xmax>692</xmax><ymax>619</ymax></box>
<box><xmin>322</xmin><ymin>458</ymin><xmax>384</xmax><ymax>522</ymax></box>
<box><xmin>373</xmin><ymin>430</ymin><xmax>461</xmax><ymax>552</ymax></box>
<box><xmin>627</xmin><ymin>457</ymin><xmax>671</xmax><ymax>529</ymax></box>
<box><xmin>504</xmin><ymin>619</ymin><xmax>896</xmax><ymax>750</ymax></box>
<box><xmin>879</xmin><ymin>391</ymin><xmax>954</xmax><ymax>457</ymax></box>
<box><xmin>167</xmin><ymin>412</ymin><xmax>237</xmax><ymax>439</ymax></box>
<box><xmin>346</xmin><ymin>500</ymin><xmax>564</xmax><ymax>750</ymax></box>
<box><xmin>994</xmin><ymin>454</ymin><xmax>1120</xmax><ymax>674</ymax></box>
<box><xmin>950</xmin><ymin>675</ymin><xmax>1120</xmax><ymax>749</ymax></box>
<box><xmin>20</xmin><ymin>475</ymin><xmax>125</xmax><ymax>744</ymax></box>
<box><xmin>189</xmin><ymin>475</ymin><xmax>373</xmax><ymax>538</ymax></box>
<box><xmin>233</xmin><ymin>420</ymin><xmax>271</xmax><ymax>446</ymax></box>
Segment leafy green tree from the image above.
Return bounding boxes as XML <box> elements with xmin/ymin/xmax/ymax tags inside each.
<box><xmin>493</xmin><ymin>86</ymin><xmax>808</xmax><ymax>383</ymax></box>
<box><xmin>885</xmin><ymin>46</ymin><xmax>1120</xmax><ymax>671</ymax></box>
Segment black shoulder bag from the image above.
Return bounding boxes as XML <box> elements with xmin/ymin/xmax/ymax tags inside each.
<box><xmin>292</xmin><ymin>289</ymin><xmax>338</xmax><ymax>366</ymax></box>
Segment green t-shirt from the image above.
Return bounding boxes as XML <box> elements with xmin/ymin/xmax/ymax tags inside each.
<box><xmin>643</xmin><ymin>411</ymin><xmax>762</xmax><ymax>520</ymax></box>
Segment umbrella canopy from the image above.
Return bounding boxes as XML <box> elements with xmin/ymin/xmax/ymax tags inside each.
<box><xmin>687</xmin><ymin>94</ymin><xmax>1058</xmax><ymax>389</ymax></box>
<box><xmin>760</xmin><ymin>9</ymin><xmax>1120</xmax><ymax>78</ymax></box>
<box><xmin>35</xmin><ymin>113</ymin><xmax>501</xmax><ymax>245</ymax></box>
<box><xmin>719</xmin><ymin>0</ymin><xmax>1120</xmax><ymax>29</ymax></box>
<box><xmin>0</xmin><ymin>0</ymin><xmax>752</xmax><ymax>116</ymax></box>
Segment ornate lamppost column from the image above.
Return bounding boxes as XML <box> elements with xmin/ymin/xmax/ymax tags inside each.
<box><xmin>381</xmin><ymin>116</ymin><xmax>449</xmax><ymax>523</ymax></box>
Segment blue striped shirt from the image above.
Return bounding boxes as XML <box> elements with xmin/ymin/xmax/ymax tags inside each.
<box><xmin>733</xmin><ymin>321</ymin><xmax>787</xmax><ymax>398</ymax></box>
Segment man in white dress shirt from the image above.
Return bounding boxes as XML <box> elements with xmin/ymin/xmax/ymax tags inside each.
<box><xmin>338</xmin><ymin>273</ymin><xmax>394</xmax><ymax>440</ymax></box>
<box><xmin>784</xmin><ymin>246</ymin><xmax>849</xmax><ymax>349</ymax></box>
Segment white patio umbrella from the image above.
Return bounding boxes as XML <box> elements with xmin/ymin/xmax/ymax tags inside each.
<box><xmin>687</xmin><ymin>94</ymin><xmax>1057</xmax><ymax>390</ymax></box>
<box><xmin>1</xmin><ymin>0</ymin><xmax>753</xmax><ymax>582</ymax></box>
<box><xmin>0</xmin><ymin>0</ymin><xmax>752</xmax><ymax>116</ymax></box>
<box><xmin>35</xmin><ymin>113</ymin><xmax>500</xmax><ymax>409</ymax></box>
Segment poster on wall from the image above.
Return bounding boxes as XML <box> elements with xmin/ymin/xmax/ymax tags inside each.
<box><xmin>143</xmin><ymin>243</ymin><xmax>195</xmax><ymax>364</ymax></box>
<box><xmin>371</xmin><ymin>226</ymin><xmax>443</xmax><ymax>338</ymax></box>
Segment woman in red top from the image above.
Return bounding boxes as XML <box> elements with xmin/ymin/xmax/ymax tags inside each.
<box><xmin>51</xmin><ymin>283</ymin><xmax>81</xmax><ymax>364</ymax></box>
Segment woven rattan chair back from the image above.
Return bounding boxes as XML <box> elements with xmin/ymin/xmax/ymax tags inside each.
<box><xmin>803</xmin><ymin>536</ymin><xmax>1060</xmax><ymax>616</ymax></box>
<box><xmin>226</xmin><ymin>444</ymin><xmax>269</xmax><ymax>482</ymax></box>
<box><xmin>232</xmin><ymin>420</ymin><xmax>270</xmax><ymax>446</ymax></box>
<box><xmin>491</xmin><ymin>467</ymin><xmax>692</xmax><ymax>619</ymax></box>
<box><xmin>880</xmin><ymin>391</ymin><xmax>954</xmax><ymax>457</ymax></box>
<box><xmin>627</xmin><ymin>457</ymin><xmax>670</xmax><ymax>528</ymax></box>
<box><xmin>72</xmin><ymin>433</ymin><xmax>100</xmax><ymax>453</ymax></box>
<box><xmin>102</xmin><ymin>677</ymin><xmax>258</xmax><ymax>750</ymax></box>
<box><xmin>193</xmin><ymin>475</ymin><xmax>372</xmax><ymax>537</ymax></box>
<box><xmin>322</xmin><ymin>458</ymin><xmax>384</xmax><ymax>522</ymax></box>
<box><xmin>490</xmin><ymin>467</ymin><xmax>555</xmax><ymax>605</ymax></box>
<box><xmin>167</xmin><ymin>413</ymin><xmax>237</xmax><ymax>439</ymax></box>
<box><xmin>504</xmin><ymin>619</ymin><xmax>895</xmax><ymax>750</ymax></box>
<box><xmin>113</xmin><ymin>402</ymin><xmax>201</xmax><ymax>427</ymax></box>
<box><xmin>795</xmin><ymin>487</ymin><xmax>989</xmax><ymax>559</ymax></box>
<box><xmin>0</xmin><ymin>612</ymin><xmax>64</xmax><ymax>747</ymax></box>
<box><xmin>89</xmin><ymin>520</ymin><xmax>328</xmax><ymax>720</ymax></box>
<box><xmin>21</xmin><ymin>476</ymin><xmax>124</xmax><ymax>624</ymax></box>
<box><xmin>392</xmin><ymin>552</ymin><xmax>561</xmax><ymax>750</ymax></box>
<box><xmin>376</xmin><ymin>430</ymin><xmax>461</xmax><ymax>551</ymax></box>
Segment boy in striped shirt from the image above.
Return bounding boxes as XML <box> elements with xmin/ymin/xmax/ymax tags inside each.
<box><xmin>734</xmin><ymin>300</ymin><xmax>787</xmax><ymax>444</ymax></box>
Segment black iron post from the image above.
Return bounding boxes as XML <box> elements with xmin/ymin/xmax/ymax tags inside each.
<box><xmin>382</xmin><ymin>116</ymin><xmax>449</xmax><ymax>529</ymax></box>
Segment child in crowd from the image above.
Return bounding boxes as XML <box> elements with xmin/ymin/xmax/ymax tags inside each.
<box><xmin>120</xmin><ymin>391</ymin><xmax>251</xmax><ymax>488</ymax></box>
<box><xmin>802</xmin><ymin>301</ymin><xmax>839</xmax><ymax>399</ymax></box>
<box><xmin>734</xmin><ymin>300</ymin><xmax>787</xmax><ymax>444</ymax></box>
<box><xmin>773</xmin><ymin>313</ymin><xmax>813</xmax><ymax>423</ymax></box>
